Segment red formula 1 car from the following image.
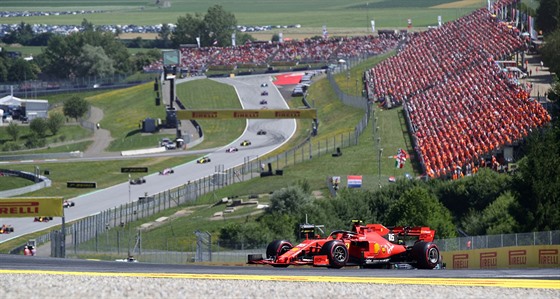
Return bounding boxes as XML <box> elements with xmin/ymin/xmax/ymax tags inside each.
<box><xmin>34</xmin><ymin>217</ymin><xmax>53</xmax><ymax>223</ymax></box>
<box><xmin>248</xmin><ymin>221</ymin><xmax>441</xmax><ymax>269</ymax></box>
<box><xmin>1</xmin><ymin>224</ymin><xmax>14</xmax><ymax>234</ymax></box>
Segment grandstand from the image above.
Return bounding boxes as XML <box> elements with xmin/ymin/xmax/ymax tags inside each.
<box><xmin>142</xmin><ymin>0</ymin><xmax>551</xmax><ymax>181</ymax></box>
<box><xmin>366</xmin><ymin>4</ymin><xmax>550</xmax><ymax>179</ymax></box>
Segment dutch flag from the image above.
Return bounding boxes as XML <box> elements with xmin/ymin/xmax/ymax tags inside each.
<box><xmin>347</xmin><ymin>175</ymin><xmax>362</xmax><ymax>188</ymax></box>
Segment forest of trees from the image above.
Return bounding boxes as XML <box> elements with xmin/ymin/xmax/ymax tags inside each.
<box><xmin>218</xmin><ymin>112</ymin><xmax>560</xmax><ymax>247</ymax></box>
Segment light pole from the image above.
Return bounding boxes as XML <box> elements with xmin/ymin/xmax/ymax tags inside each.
<box><xmin>127</xmin><ymin>174</ymin><xmax>131</xmax><ymax>258</ymax></box>
<box><xmin>378</xmin><ymin>148</ymin><xmax>383</xmax><ymax>188</ymax></box>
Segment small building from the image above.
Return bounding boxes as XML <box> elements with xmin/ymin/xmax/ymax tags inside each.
<box><xmin>0</xmin><ymin>94</ymin><xmax>48</xmax><ymax>123</ymax></box>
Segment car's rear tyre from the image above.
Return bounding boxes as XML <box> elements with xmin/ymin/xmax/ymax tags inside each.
<box><xmin>321</xmin><ymin>240</ymin><xmax>348</xmax><ymax>268</ymax></box>
<box><xmin>412</xmin><ymin>241</ymin><xmax>440</xmax><ymax>269</ymax></box>
<box><xmin>266</xmin><ymin>240</ymin><xmax>293</xmax><ymax>261</ymax></box>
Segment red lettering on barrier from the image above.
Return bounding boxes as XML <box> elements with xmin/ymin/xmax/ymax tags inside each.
<box><xmin>539</xmin><ymin>250</ymin><xmax>558</xmax><ymax>265</ymax></box>
<box><xmin>453</xmin><ymin>254</ymin><xmax>469</xmax><ymax>269</ymax></box>
<box><xmin>275</xmin><ymin>111</ymin><xmax>301</xmax><ymax>118</ymax></box>
<box><xmin>480</xmin><ymin>252</ymin><xmax>497</xmax><ymax>269</ymax></box>
<box><xmin>233</xmin><ymin>111</ymin><xmax>259</xmax><ymax>118</ymax></box>
<box><xmin>508</xmin><ymin>250</ymin><xmax>527</xmax><ymax>265</ymax></box>
<box><xmin>0</xmin><ymin>202</ymin><xmax>40</xmax><ymax>215</ymax></box>
<box><xmin>192</xmin><ymin>112</ymin><xmax>217</xmax><ymax>118</ymax></box>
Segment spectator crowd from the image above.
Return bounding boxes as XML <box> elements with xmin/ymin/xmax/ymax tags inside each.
<box><xmin>143</xmin><ymin>34</ymin><xmax>399</xmax><ymax>73</ymax></box>
<box><xmin>365</xmin><ymin>6</ymin><xmax>551</xmax><ymax>179</ymax></box>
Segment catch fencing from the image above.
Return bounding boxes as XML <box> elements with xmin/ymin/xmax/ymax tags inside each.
<box><xmin>28</xmin><ymin>55</ymin><xmax>375</xmax><ymax>258</ymax></box>
<box><xmin>435</xmin><ymin>230</ymin><xmax>560</xmax><ymax>251</ymax></box>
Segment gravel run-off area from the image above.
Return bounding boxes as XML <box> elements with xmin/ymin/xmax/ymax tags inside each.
<box><xmin>0</xmin><ymin>274</ymin><xmax>559</xmax><ymax>298</ymax></box>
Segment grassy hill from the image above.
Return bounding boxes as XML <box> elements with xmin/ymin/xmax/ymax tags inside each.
<box><xmin>0</xmin><ymin>0</ymin><xmax>482</xmax><ymax>29</ymax></box>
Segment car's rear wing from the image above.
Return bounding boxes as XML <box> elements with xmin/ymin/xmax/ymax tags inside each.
<box><xmin>352</xmin><ymin>222</ymin><xmax>436</xmax><ymax>242</ymax></box>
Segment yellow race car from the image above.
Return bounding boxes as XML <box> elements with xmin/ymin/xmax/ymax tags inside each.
<box><xmin>197</xmin><ymin>156</ymin><xmax>212</xmax><ymax>163</ymax></box>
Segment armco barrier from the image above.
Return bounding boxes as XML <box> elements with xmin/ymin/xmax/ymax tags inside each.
<box><xmin>442</xmin><ymin>245</ymin><xmax>559</xmax><ymax>269</ymax></box>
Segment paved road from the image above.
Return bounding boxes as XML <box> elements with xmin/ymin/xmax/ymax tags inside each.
<box><xmin>0</xmin><ymin>74</ymin><xmax>297</xmax><ymax>244</ymax></box>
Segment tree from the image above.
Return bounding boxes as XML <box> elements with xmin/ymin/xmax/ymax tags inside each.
<box><xmin>266</xmin><ymin>186</ymin><xmax>311</xmax><ymax>215</ymax></box>
<box><xmin>536</xmin><ymin>0</ymin><xmax>559</xmax><ymax>35</ymax></box>
<box><xmin>76</xmin><ymin>44</ymin><xmax>115</xmax><ymax>78</ymax></box>
<box><xmin>386</xmin><ymin>186</ymin><xmax>456</xmax><ymax>238</ymax></box>
<box><xmin>7</xmin><ymin>58</ymin><xmax>40</xmax><ymax>82</ymax></box>
<box><xmin>2</xmin><ymin>22</ymin><xmax>34</xmax><ymax>45</ymax></box>
<box><xmin>63</xmin><ymin>96</ymin><xmax>89</xmax><ymax>121</ymax></box>
<box><xmin>38</xmin><ymin>26</ymin><xmax>131</xmax><ymax>79</ymax></box>
<box><xmin>6</xmin><ymin>122</ymin><xmax>20</xmax><ymax>141</ymax></box>
<box><xmin>171</xmin><ymin>5</ymin><xmax>237</xmax><ymax>47</ymax></box>
<box><xmin>47</xmin><ymin>112</ymin><xmax>65</xmax><ymax>135</ymax></box>
<box><xmin>156</xmin><ymin>23</ymin><xmax>172</xmax><ymax>48</ymax></box>
<box><xmin>541</xmin><ymin>29</ymin><xmax>560</xmax><ymax>75</ymax></box>
<box><xmin>511</xmin><ymin>122</ymin><xmax>560</xmax><ymax>232</ymax></box>
<box><xmin>481</xmin><ymin>191</ymin><xmax>518</xmax><ymax>234</ymax></box>
<box><xmin>29</xmin><ymin>117</ymin><xmax>48</xmax><ymax>138</ymax></box>
<box><xmin>171</xmin><ymin>13</ymin><xmax>205</xmax><ymax>47</ymax></box>
<box><xmin>203</xmin><ymin>5</ymin><xmax>237</xmax><ymax>47</ymax></box>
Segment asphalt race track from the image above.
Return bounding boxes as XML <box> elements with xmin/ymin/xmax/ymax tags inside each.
<box><xmin>0</xmin><ymin>255</ymin><xmax>559</xmax><ymax>298</ymax></box>
<box><xmin>0</xmin><ymin>74</ymin><xmax>296</xmax><ymax>244</ymax></box>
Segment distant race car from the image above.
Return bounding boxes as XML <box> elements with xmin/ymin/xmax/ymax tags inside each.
<box><xmin>159</xmin><ymin>168</ymin><xmax>175</xmax><ymax>175</ymax></box>
<box><xmin>259</xmin><ymin>99</ymin><xmax>268</xmax><ymax>105</ymax></box>
<box><xmin>0</xmin><ymin>224</ymin><xmax>14</xmax><ymax>234</ymax></box>
<box><xmin>261</xmin><ymin>91</ymin><xmax>269</xmax><ymax>96</ymax></box>
<box><xmin>226</xmin><ymin>147</ymin><xmax>238</xmax><ymax>153</ymax></box>
<box><xmin>34</xmin><ymin>217</ymin><xmax>53</xmax><ymax>223</ymax></box>
<box><xmin>261</xmin><ymin>83</ymin><xmax>268</xmax><ymax>87</ymax></box>
<box><xmin>248</xmin><ymin>220</ymin><xmax>441</xmax><ymax>269</ymax></box>
<box><xmin>257</xmin><ymin>129</ymin><xmax>267</xmax><ymax>135</ymax></box>
<box><xmin>130</xmin><ymin>177</ymin><xmax>146</xmax><ymax>185</ymax></box>
<box><xmin>197</xmin><ymin>156</ymin><xmax>211</xmax><ymax>164</ymax></box>
<box><xmin>63</xmin><ymin>200</ymin><xmax>75</xmax><ymax>208</ymax></box>
<box><xmin>240</xmin><ymin>140</ymin><xmax>252</xmax><ymax>146</ymax></box>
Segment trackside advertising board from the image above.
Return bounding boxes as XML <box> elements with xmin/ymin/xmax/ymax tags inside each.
<box><xmin>177</xmin><ymin>109</ymin><xmax>317</xmax><ymax>119</ymax></box>
<box><xmin>442</xmin><ymin>245</ymin><xmax>559</xmax><ymax>269</ymax></box>
<box><xmin>0</xmin><ymin>197</ymin><xmax>63</xmax><ymax>217</ymax></box>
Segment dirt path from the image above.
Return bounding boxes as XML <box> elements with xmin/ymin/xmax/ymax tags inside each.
<box><xmin>83</xmin><ymin>106</ymin><xmax>114</xmax><ymax>157</ymax></box>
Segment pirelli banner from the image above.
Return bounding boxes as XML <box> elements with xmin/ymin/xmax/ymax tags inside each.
<box><xmin>0</xmin><ymin>197</ymin><xmax>64</xmax><ymax>218</ymax></box>
<box><xmin>177</xmin><ymin>109</ymin><xmax>318</xmax><ymax>120</ymax></box>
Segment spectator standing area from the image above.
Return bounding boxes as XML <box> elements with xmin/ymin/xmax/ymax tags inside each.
<box><xmin>365</xmin><ymin>5</ymin><xmax>551</xmax><ymax>179</ymax></box>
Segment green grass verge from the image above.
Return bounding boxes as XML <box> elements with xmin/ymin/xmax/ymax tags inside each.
<box><xmin>176</xmin><ymin>79</ymin><xmax>245</xmax><ymax>149</ymax></box>
<box><xmin>0</xmin><ymin>1</ymin><xmax>482</xmax><ymax>28</ymax></box>
<box><xmin>0</xmin><ymin>125</ymin><xmax>93</xmax><ymax>152</ymax></box>
<box><xmin>0</xmin><ymin>176</ymin><xmax>34</xmax><ymax>191</ymax></box>
<box><xmin>1</xmin><ymin>156</ymin><xmax>197</xmax><ymax>198</ymax></box>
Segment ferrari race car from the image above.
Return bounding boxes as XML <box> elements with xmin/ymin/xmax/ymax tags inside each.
<box><xmin>248</xmin><ymin>221</ymin><xmax>441</xmax><ymax>269</ymax></box>
<box><xmin>226</xmin><ymin>147</ymin><xmax>238</xmax><ymax>153</ymax></box>
<box><xmin>259</xmin><ymin>99</ymin><xmax>268</xmax><ymax>105</ymax></box>
<box><xmin>261</xmin><ymin>91</ymin><xmax>269</xmax><ymax>96</ymax></box>
<box><xmin>197</xmin><ymin>156</ymin><xmax>211</xmax><ymax>163</ymax></box>
<box><xmin>240</xmin><ymin>140</ymin><xmax>252</xmax><ymax>146</ymax></box>
<box><xmin>1</xmin><ymin>224</ymin><xmax>14</xmax><ymax>234</ymax></box>
<box><xmin>130</xmin><ymin>177</ymin><xmax>146</xmax><ymax>185</ymax></box>
<box><xmin>159</xmin><ymin>168</ymin><xmax>174</xmax><ymax>175</ymax></box>
<box><xmin>257</xmin><ymin>129</ymin><xmax>267</xmax><ymax>135</ymax></box>
<box><xmin>34</xmin><ymin>217</ymin><xmax>53</xmax><ymax>223</ymax></box>
<box><xmin>63</xmin><ymin>200</ymin><xmax>75</xmax><ymax>208</ymax></box>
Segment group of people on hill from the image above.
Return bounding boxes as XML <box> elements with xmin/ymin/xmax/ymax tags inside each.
<box><xmin>143</xmin><ymin>34</ymin><xmax>400</xmax><ymax>73</ymax></box>
<box><xmin>365</xmin><ymin>7</ymin><xmax>550</xmax><ymax>178</ymax></box>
